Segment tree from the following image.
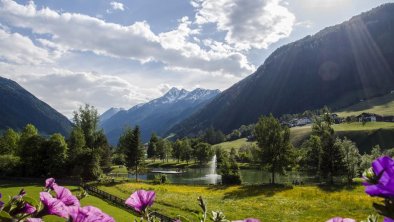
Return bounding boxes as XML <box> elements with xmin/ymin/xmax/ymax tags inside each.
<box><xmin>219</xmin><ymin>156</ymin><xmax>242</xmax><ymax>185</ymax></box>
<box><xmin>180</xmin><ymin>139</ymin><xmax>193</xmax><ymax>165</ymax></box>
<box><xmin>163</xmin><ymin>140</ymin><xmax>172</xmax><ymax>162</ymax></box>
<box><xmin>73</xmin><ymin>104</ymin><xmax>99</xmax><ymax>148</ymax></box>
<box><xmin>94</xmin><ymin>130</ymin><xmax>112</xmax><ymax>169</ymax></box>
<box><xmin>172</xmin><ymin>140</ymin><xmax>183</xmax><ymax>163</ymax></box>
<box><xmin>20</xmin><ymin>134</ymin><xmax>45</xmax><ymax>177</ymax></box>
<box><xmin>156</xmin><ymin>138</ymin><xmax>166</xmax><ymax>162</ymax></box>
<box><xmin>43</xmin><ymin>133</ymin><xmax>68</xmax><ymax>177</ymax></box>
<box><xmin>119</xmin><ymin>126</ymin><xmax>144</xmax><ymax>181</ymax></box>
<box><xmin>312</xmin><ymin>114</ymin><xmax>343</xmax><ymax>184</ymax></box>
<box><xmin>67</xmin><ymin>127</ymin><xmax>86</xmax><ymax>176</ymax></box>
<box><xmin>19</xmin><ymin>124</ymin><xmax>39</xmax><ymax>155</ymax></box>
<box><xmin>254</xmin><ymin>115</ymin><xmax>293</xmax><ymax>184</ymax></box>
<box><xmin>301</xmin><ymin>135</ymin><xmax>322</xmax><ymax>176</ymax></box>
<box><xmin>335</xmin><ymin>137</ymin><xmax>361</xmax><ymax>184</ymax></box>
<box><xmin>147</xmin><ymin>133</ymin><xmax>158</xmax><ymax>161</ymax></box>
<box><xmin>69</xmin><ymin>104</ymin><xmax>109</xmax><ymax>179</ymax></box>
<box><xmin>0</xmin><ymin>128</ymin><xmax>20</xmax><ymax>155</ymax></box>
<box><xmin>371</xmin><ymin>145</ymin><xmax>382</xmax><ymax>159</ymax></box>
<box><xmin>195</xmin><ymin>142</ymin><xmax>213</xmax><ymax>165</ymax></box>
<box><xmin>202</xmin><ymin>127</ymin><xmax>226</xmax><ymax>145</ymax></box>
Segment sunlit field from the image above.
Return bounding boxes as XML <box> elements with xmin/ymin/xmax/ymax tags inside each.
<box><xmin>97</xmin><ymin>181</ymin><xmax>378</xmax><ymax>222</ymax></box>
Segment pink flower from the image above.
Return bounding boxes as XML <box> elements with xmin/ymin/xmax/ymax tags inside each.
<box><xmin>20</xmin><ymin>203</ymin><xmax>36</xmax><ymax>214</ymax></box>
<box><xmin>364</xmin><ymin>156</ymin><xmax>394</xmax><ymax>198</ymax></box>
<box><xmin>0</xmin><ymin>193</ymin><xmax>4</xmax><ymax>208</ymax></box>
<box><xmin>39</xmin><ymin>192</ymin><xmax>69</xmax><ymax>218</ymax></box>
<box><xmin>68</xmin><ymin>206</ymin><xmax>115</xmax><ymax>222</ymax></box>
<box><xmin>53</xmin><ymin>184</ymin><xmax>80</xmax><ymax>207</ymax></box>
<box><xmin>384</xmin><ymin>217</ymin><xmax>394</xmax><ymax>222</ymax></box>
<box><xmin>26</xmin><ymin>219</ymin><xmax>43</xmax><ymax>222</ymax></box>
<box><xmin>45</xmin><ymin>178</ymin><xmax>56</xmax><ymax>189</ymax></box>
<box><xmin>233</xmin><ymin>219</ymin><xmax>261</xmax><ymax>222</ymax></box>
<box><xmin>125</xmin><ymin>190</ymin><xmax>156</xmax><ymax>213</ymax></box>
<box><xmin>326</xmin><ymin>217</ymin><xmax>356</xmax><ymax>222</ymax></box>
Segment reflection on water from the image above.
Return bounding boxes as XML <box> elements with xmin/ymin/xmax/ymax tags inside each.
<box><xmin>126</xmin><ymin>168</ymin><xmax>316</xmax><ymax>185</ymax></box>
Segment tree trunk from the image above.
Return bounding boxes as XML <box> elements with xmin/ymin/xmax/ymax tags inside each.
<box><xmin>271</xmin><ymin>170</ymin><xmax>275</xmax><ymax>184</ymax></box>
<box><xmin>135</xmin><ymin>165</ymin><xmax>138</xmax><ymax>182</ymax></box>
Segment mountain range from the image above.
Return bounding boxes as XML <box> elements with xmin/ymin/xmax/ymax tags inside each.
<box><xmin>0</xmin><ymin>76</ymin><xmax>72</xmax><ymax>136</ymax></box>
<box><xmin>100</xmin><ymin>87</ymin><xmax>220</xmax><ymax>144</ymax></box>
<box><xmin>169</xmin><ymin>3</ymin><xmax>394</xmax><ymax>137</ymax></box>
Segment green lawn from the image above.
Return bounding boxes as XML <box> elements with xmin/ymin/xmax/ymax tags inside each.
<box><xmin>0</xmin><ymin>180</ymin><xmax>137</xmax><ymax>222</ymax></box>
<box><xmin>336</xmin><ymin>93</ymin><xmax>394</xmax><ymax>117</ymax></box>
<box><xmin>98</xmin><ymin>181</ymin><xmax>378</xmax><ymax>222</ymax></box>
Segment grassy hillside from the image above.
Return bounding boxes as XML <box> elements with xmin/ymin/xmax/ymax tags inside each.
<box><xmin>214</xmin><ymin>123</ymin><xmax>394</xmax><ymax>154</ymax></box>
<box><xmin>337</xmin><ymin>93</ymin><xmax>394</xmax><ymax>117</ymax></box>
<box><xmin>97</xmin><ymin>182</ymin><xmax>377</xmax><ymax>222</ymax></box>
<box><xmin>213</xmin><ymin>138</ymin><xmax>255</xmax><ymax>151</ymax></box>
<box><xmin>0</xmin><ymin>180</ymin><xmax>137</xmax><ymax>222</ymax></box>
<box><xmin>290</xmin><ymin>122</ymin><xmax>394</xmax><ymax>153</ymax></box>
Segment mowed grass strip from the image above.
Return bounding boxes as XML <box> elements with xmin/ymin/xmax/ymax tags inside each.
<box><xmin>213</xmin><ymin>138</ymin><xmax>256</xmax><ymax>152</ymax></box>
<box><xmin>0</xmin><ymin>180</ymin><xmax>137</xmax><ymax>222</ymax></box>
<box><xmin>98</xmin><ymin>182</ymin><xmax>378</xmax><ymax>222</ymax></box>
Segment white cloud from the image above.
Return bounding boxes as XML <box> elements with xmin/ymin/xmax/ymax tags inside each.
<box><xmin>0</xmin><ymin>0</ymin><xmax>255</xmax><ymax>76</ymax></box>
<box><xmin>0</xmin><ymin>27</ymin><xmax>52</xmax><ymax>64</ymax></box>
<box><xmin>110</xmin><ymin>1</ymin><xmax>124</xmax><ymax>11</ymax></box>
<box><xmin>192</xmin><ymin>0</ymin><xmax>295</xmax><ymax>49</ymax></box>
<box><xmin>1</xmin><ymin>68</ymin><xmax>162</xmax><ymax>117</ymax></box>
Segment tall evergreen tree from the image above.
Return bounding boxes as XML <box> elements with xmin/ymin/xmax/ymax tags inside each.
<box><xmin>119</xmin><ymin>126</ymin><xmax>144</xmax><ymax>181</ymax></box>
<box><xmin>147</xmin><ymin>133</ymin><xmax>158</xmax><ymax>161</ymax></box>
<box><xmin>335</xmin><ymin>137</ymin><xmax>361</xmax><ymax>184</ymax></box>
<box><xmin>312</xmin><ymin>114</ymin><xmax>343</xmax><ymax>184</ymax></box>
<box><xmin>301</xmin><ymin>135</ymin><xmax>322</xmax><ymax>176</ymax></box>
<box><xmin>254</xmin><ymin>115</ymin><xmax>293</xmax><ymax>184</ymax></box>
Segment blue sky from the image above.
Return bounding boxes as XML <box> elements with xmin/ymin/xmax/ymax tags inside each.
<box><xmin>0</xmin><ymin>0</ymin><xmax>392</xmax><ymax>117</ymax></box>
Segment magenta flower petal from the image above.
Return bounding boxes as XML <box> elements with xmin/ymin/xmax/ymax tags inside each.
<box><xmin>40</xmin><ymin>192</ymin><xmax>69</xmax><ymax>218</ymax></box>
<box><xmin>0</xmin><ymin>193</ymin><xmax>3</xmax><ymax>208</ymax></box>
<box><xmin>326</xmin><ymin>217</ymin><xmax>356</xmax><ymax>222</ymax></box>
<box><xmin>125</xmin><ymin>190</ymin><xmax>156</xmax><ymax>212</ymax></box>
<box><xmin>384</xmin><ymin>217</ymin><xmax>394</xmax><ymax>222</ymax></box>
<box><xmin>45</xmin><ymin>178</ymin><xmax>56</xmax><ymax>189</ymax></box>
<box><xmin>68</xmin><ymin>206</ymin><xmax>115</xmax><ymax>222</ymax></box>
<box><xmin>26</xmin><ymin>219</ymin><xmax>43</xmax><ymax>222</ymax></box>
<box><xmin>232</xmin><ymin>218</ymin><xmax>261</xmax><ymax>222</ymax></box>
<box><xmin>364</xmin><ymin>156</ymin><xmax>394</xmax><ymax>198</ymax></box>
<box><xmin>20</xmin><ymin>203</ymin><xmax>36</xmax><ymax>214</ymax></box>
<box><xmin>53</xmin><ymin>184</ymin><xmax>80</xmax><ymax>207</ymax></box>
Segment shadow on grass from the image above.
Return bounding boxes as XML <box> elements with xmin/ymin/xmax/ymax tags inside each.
<box><xmin>0</xmin><ymin>179</ymin><xmax>41</xmax><ymax>188</ymax></box>
<box><xmin>317</xmin><ymin>183</ymin><xmax>359</xmax><ymax>192</ymax></box>
<box><xmin>220</xmin><ymin>184</ymin><xmax>293</xmax><ymax>199</ymax></box>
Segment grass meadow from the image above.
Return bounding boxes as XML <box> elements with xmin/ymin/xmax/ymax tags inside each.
<box><xmin>97</xmin><ymin>181</ymin><xmax>378</xmax><ymax>222</ymax></box>
<box><xmin>0</xmin><ymin>180</ymin><xmax>138</xmax><ymax>222</ymax></box>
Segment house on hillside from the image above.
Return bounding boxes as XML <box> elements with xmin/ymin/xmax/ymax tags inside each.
<box><xmin>357</xmin><ymin>113</ymin><xmax>382</xmax><ymax>122</ymax></box>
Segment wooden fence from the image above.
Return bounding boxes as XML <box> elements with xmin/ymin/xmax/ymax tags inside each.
<box><xmin>82</xmin><ymin>184</ymin><xmax>173</xmax><ymax>222</ymax></box>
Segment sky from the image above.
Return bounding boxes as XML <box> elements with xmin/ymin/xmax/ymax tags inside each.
<box><xmin>0</xmin><ymin>0</ymin><xmax>392</xmax><ymax>117</ymax></box>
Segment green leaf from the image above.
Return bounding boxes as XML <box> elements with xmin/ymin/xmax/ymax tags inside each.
<box><xmin>0</xmin><ymin>211</ymin><xmax>13</xmax><ymax>222</ymax></box>
<box><xmin>23</xmin><ymin>196</ymin><xmax>39</xmax><ymax>207</ymax></box>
